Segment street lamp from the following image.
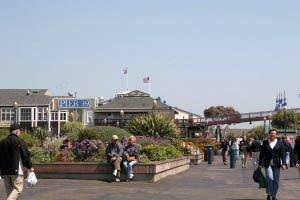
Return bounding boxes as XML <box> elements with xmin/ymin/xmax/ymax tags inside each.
<box><xmin>152</xmin><ymin>99</ymin><xmax>157</xmax><ymax>112</ymax></box>
<box><xmin>120</xmin><ymin>109</ymin><xmax>124</xmax><ymax>127</ymax></box>
<box><xmin>283</xmin><ymin>108</ymin><xmax>287</xmax><ymax>138</ymax></box>
<box><xmin>263</xmin><ymin>116</ymin><xmax>267</xmax><ymax>135</ymax></box>
<box><xmin>13</xmin><ymin>101</ymin><xmax>18</xmax><ymax>124</ymax></box>
<box><xmin>268</xmin><ymin>113</ymin><xmax>272</xmax><ymax>131</ymax></box>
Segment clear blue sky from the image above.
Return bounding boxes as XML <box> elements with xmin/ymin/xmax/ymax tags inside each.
<box><xmin>1</xmin><ymin>1</ymin><xmax>300</xmax><ymax>125</ymax></box>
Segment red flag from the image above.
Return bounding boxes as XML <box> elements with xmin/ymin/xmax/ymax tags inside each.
<box><xmin>122</xmin><ymin>67</ymin><xmax>128</xmax><ymax>74</ymax></box>
<box><xmin>143</xmin><ymin>76</ymin><xmax>150</xmax><ymax>83</ymax></box>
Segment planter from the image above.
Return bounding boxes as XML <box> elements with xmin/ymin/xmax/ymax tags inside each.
<box><xmin>33</xmin><ymin>157</ymin><xmax>190</xmax><ymax>182</ymax></box>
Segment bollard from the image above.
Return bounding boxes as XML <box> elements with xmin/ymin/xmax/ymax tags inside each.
<box><xmin>230</xmin><ymin>148</ymin><xmax>237</xmax><ymax>168</ymax></box>
<box><xmin>207</xmin><ymin>146</ymin><xmax>213</xmax><ymax>164</ymax></box>
<box><xmin>205</xmin><ymin>145</ymin><xmax>213</xmax><ymax>164</ymax></box>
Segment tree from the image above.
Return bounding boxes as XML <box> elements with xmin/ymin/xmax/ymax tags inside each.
<box><xmin>204</xmin><ymin>106</ymin><xmax>240</xmax><ymax>119</ymax></box>
<box><xmin>271</xmin><ymin>109</ymin><xmax>300</xmax><ymax>130</ymax></box>
<box><xmin>247</xmin><ymin>126</ymin><xmax>265</xmax><ymax>140</ymax></box>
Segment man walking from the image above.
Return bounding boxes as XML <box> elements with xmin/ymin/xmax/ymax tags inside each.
<box><xmin>0</xmin><ymin>123</ymin><xmax>34</xmax><ymax>200</ymax></box>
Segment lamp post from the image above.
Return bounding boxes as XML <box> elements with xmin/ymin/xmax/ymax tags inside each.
<box><xmin>152</xmin><ymin>99</ymin><xmax>157</xmax><ymax>112</ymax></box>
<box><xmin>268</xmin><ymin>113</ymin><xmax>272</xmax><ymax>131</ymax></box>
<box><xmin>13</xmin><ymin>101</ymin><xmax>18</xmax><ymax>124</ymax></box>
<box><xmin>120</xmin><ymin>109</ymin><xmax>124</xmax><ymax>127</ymax></box>
<box><xmin>283</xmin><ymin>108</ymin><xmax>287</xmax><ymax>138</ymax></box>
<box><xmin>263</xmin><ymin>116</ymin><xmax>267</xmax><ymax>136</ymax></box>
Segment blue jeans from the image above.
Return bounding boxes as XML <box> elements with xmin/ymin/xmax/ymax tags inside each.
<box><xmin>123</xmin><ymin>160</ymin><xmax>137</xmax><ymax>178</ymax></box>
<box><xmin>265</xmin><ymin>166</ymin><xmax>280</xmax><ymax>197</ymax></box>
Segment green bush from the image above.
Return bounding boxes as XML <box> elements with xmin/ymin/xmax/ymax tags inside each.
<box><xmin>125</xmin><ymin>112</ymin><xmax>180</xmax><ymax>138</ymax></box>
<box><xmin>140</xmin><ymin>144</ymin><xmax>182</xmax><ymax>161</ymax></box>
<box><xmin>20</xmin><ymin>133</ymin><xmax>40</xmax><ymax>148</ymax></box>
<box><xmin>92</xmin><ymin>126</ymin><xmax>131</xmax><ymax>143</ymax></box>
<box><xmin>0</xmin><ymin>128</ymin><xmax>9</xmax><ymax>141</ymax></box>
<box><xmin>78</xmin><ymin>129</ymin><xmax>101</xmax><ymax>141</ymax></box>
<box><xmin>30</xmin><ymin>146</ymin><xmax>57</xmax><ymax>163</ymax></box>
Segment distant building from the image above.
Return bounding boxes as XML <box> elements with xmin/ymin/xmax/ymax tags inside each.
<box><xmin>94</xmin><ymin>90</ymin><xmax>174</xmax><ymax>127</ymax></box>
<box><xmin>0</xmin><ymin>89</ymin><xmax>96</xmax><ymax>135</ymax></box>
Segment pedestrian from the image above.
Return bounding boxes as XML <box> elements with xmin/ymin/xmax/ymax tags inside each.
<box><xmin>294</xmin><ymin>135</ymin><xmax>300</xmax><ymax>178</ymax></box>
<box><xmin>0</xmin><ymin>123</ymin><xmax>34</xmax><ymax>200</ymax></box>
<box><xmin>258</xmin><ymin>128</ymin><xmax>287</xmax><ymax>200</ymax></box>
<box><xmin>105</xmin><ymin>134</ymin><xmax>123</xmax><ymax>182</ymax></box>
<box><xmin>251</xmin><ymin>136</ymin><xmax>261</xmax><ymax>170</ymax></box>
<box><xmin>281</xmin><ymin>136</ymin><xmax>292</xmax><ymax>167</ymax></box>
<box><xmin>220</xmin><ymin>138</ymin><xmax>229</xmax><ymax>165</ymax></box>
<box><xmin>123</xmin><ymin>135</ymin><xmax>140</xmax><ymax>181</ymax></box>
<box><xmin>239</xmin><ymin>135</ymin><xmax>249</xmax><ymax>168</ymax></box>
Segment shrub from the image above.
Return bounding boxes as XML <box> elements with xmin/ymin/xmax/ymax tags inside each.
<box><xmin>92</xmin><ymin>126</ymin><xmax>131</xmax><ymax>143</ymax></box>
<box><xmin>72</xmin><ymin>139</ymin><xmax>105</xmax><ymax>162</ymax></box>
<box><xmin>140</xmin><ymin>144</ymin><xmax>182</xmax><ymax>161</ymax></box>
<box><xmin>0</xmin><ymin>128</ymin><xmax>9</xmax><ymax>141</ymax></box>
<box><xmin>125</xmin><ymin>112</ymin><xmax>180</xmax><ymax>138</ymax></box>
<box><xmin>20</xmin><ymin>133</ymin><xmax>40</xmax><ymax>148</ymax></box>
<box><xmin>30</xmin><ymin>146</ymin><xmax>58</xmax><ymax>163</ymax></box>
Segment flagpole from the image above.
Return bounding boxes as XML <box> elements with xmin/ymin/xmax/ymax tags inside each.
<box><xmin>126</xmin><ymin>73</ymin><xmax>129</xmax><ymax>91</ymax></box>
<box><xmin>149</xmin><ymin>81</ymin><xmax>151</xmax><ymax>95</ymax></box>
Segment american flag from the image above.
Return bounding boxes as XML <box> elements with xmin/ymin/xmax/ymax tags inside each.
<box><xmin>143</xmin><ymin>76</ymin><xmax>150</xmax><ymax>83</ymax></box>
<box><xmin>122</xmin><ymin>67</ymin><xmax>128</xmax><ymax>74</ymax></box>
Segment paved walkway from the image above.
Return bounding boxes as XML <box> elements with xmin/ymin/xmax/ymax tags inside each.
<box><xmin>0</xmin><ymin>156</ymin><xmax>299</xmax><ymax>200</ymax></box>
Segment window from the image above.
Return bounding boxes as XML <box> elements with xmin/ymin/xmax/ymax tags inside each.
<box><xmin>51</xmin><ymin>112</ymin><xmax>58</xmax><ymax>121</ymax></box>
<box><xmin>20</xmin><ymin>108</ymin><xmax>31</xmax><ymax>121</ymax></box>
<box><xmin>38</xmin><ymin>107</ymin><xmax>48</xmax><ymax>121</ymax></box>
<box><xmin>60</xmin><ymin>112</ymin><xmax>67</xmax><ymax>121</ymax></box>
<box><xmin>1</xmin><ymin>108</ymin><xmax>15</xmax><ymax>121</ymax></box>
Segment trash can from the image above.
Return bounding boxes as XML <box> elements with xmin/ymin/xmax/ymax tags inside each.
<box><xmin>204</xmin><ymin>145</ymin><xmax>213</xmax><ymax>164</ymax></box>
<box><xmin>230</xmin><ymin>148</ymin><xmax>237</xmax><ymax>168</ymax></box>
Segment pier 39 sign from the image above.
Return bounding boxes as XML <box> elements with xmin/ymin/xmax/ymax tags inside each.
<box><xmin>58</xmin><ymin>99</ymin><xmax>91</xmax><ymax>108</ymax></box>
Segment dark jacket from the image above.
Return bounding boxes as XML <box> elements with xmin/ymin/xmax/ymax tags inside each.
<box><xmin>0</xmin><ymin>134</ymin><xmax>32</xmax><ymax>175</ymax></box>
<box><xmin>105</xmin><ymin>142</ymin><xmax>123</xmax><ymax>159</ymax></box>
<box><xmin>251</xmin><ymin>140</ymin><xmax>261</xmax><ymax>152</ymax></box>
<box><xmin>294</xmin><ymin>139</ymin><xmax>300</xmax><ymax>165</ymax></box>
<box><xmin>258</xmin><ymin>139</ymin><xmax>286</xmax><ymax>168</ymax></box>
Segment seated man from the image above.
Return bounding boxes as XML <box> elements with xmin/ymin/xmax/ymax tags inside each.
<box><xmin>105</xmin><ymin>135</ymin><xmax>123</xmax><ymax>182</ymax></box>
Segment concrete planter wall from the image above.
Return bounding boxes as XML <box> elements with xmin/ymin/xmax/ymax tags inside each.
<box><xmin>34</xmin><ymin>157</ymin><xmax>190</xmax><ymax>182</ymax></box>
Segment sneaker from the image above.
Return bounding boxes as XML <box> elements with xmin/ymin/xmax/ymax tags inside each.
<box><xmin>129</xmin><ymin>173</ymin><xmax>134</xmax><ymax>179</ymax></box>
<box><xmin>271</xmin><ymin>197</ymin><xmax>277</xmax><ymax>200</ymax></box>
<box><xmin>113</xmin><ymin>169</ymin><xmax>117</xmax><ymax>177</ymax></box>
<box><xmin>115</xmin><ymin>178</ymin><xmax>120</xmax><ymax>182</ymax></box>
<box><xmin>267</xmin><ymin>194</ymin><xmax>271</xmax><ymax>200</ymax></box>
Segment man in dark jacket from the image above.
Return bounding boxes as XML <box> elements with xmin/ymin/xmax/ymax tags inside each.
<box><xmin>0</xmin><ymin>123</ymin><xmax>34</xmax><ymax>200</ymax></box>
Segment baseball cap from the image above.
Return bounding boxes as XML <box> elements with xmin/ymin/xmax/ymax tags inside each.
<box><xmin>112</xmin><ymin>135</ymin><xmax>119</xmax><ymax>140</ymax></box>
<box><xmin>10</xmin><ymin>123</ymin><xmax>20</xmax><ymax>132</ymax></box>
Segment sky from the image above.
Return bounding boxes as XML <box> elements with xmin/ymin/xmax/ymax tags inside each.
<box><xmin>1</xmin><ymin>1</ymin><xmax>300</xmax><ymax>128</ymax></box>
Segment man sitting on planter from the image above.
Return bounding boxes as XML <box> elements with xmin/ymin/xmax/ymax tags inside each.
<box><xmin>105</xmin><ymin>135</ymin><xmax>123</xmax><ymax>182</ymax></box>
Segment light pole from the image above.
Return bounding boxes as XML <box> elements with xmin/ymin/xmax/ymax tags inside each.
<box><xmin>120</xmin><ymin>109</ymin><xmax>124</xmax><ymax>127</ymax></box>
<box><xmin>152</xmin><ymin>99</ymin><xmax>157</xmax><ymax>112</ymax></box>
<box><xmin>13</xmin><ymin>101</ymin><xmax>18</xmax><ymax>124</ymax></box>
<box><xmin>283</xmin><ymin>108</ymin><xmax>287</xmax><ymax>138</ymax></box>
<box><xmin>268</xmin><ymin>113</ymin><xmax>272</xmax><ymax>131</ymax></box>
<box><xmin>263</xmin><ymin>117</ymin><xmax>267</xmax><ymax>136</ymax></box>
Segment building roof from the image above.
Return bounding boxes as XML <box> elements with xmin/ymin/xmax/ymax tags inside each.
<box><xmin>97</xmin><ymin>90</ymin><xmax>171</xmax><ymax>111</ymax></box>
<box><xmin>0</xmin><ymin>89</ymin><xmax>53</xmax><ymax>106</ymax></box>
<box><xmin>173</xmin><ymin>107</ymin><xmax>201</xmax><ymax>118</ymax></box>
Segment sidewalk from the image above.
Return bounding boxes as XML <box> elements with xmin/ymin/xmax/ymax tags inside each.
<box><xmin>0</xmin><ymin>156</ymin><xmax>299</xmax><ymax>200</ymax></box>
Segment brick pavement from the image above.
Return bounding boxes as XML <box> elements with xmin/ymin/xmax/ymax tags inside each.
<box><xmin>0</xmin><ymin>156</ymin><xmax>299</xmax><ymax>200</ymax></box>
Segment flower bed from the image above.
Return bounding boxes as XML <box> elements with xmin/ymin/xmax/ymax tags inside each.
<box><xmin>33</xmin><ymin>157</ymin><xmax>191</xmax><ymax>182</ymax></box>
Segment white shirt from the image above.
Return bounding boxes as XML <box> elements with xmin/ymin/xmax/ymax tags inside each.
<box><xmin>269</xmin><ymin>139</ymin><xmax>277</xmax><ymax>149</ymax></box>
